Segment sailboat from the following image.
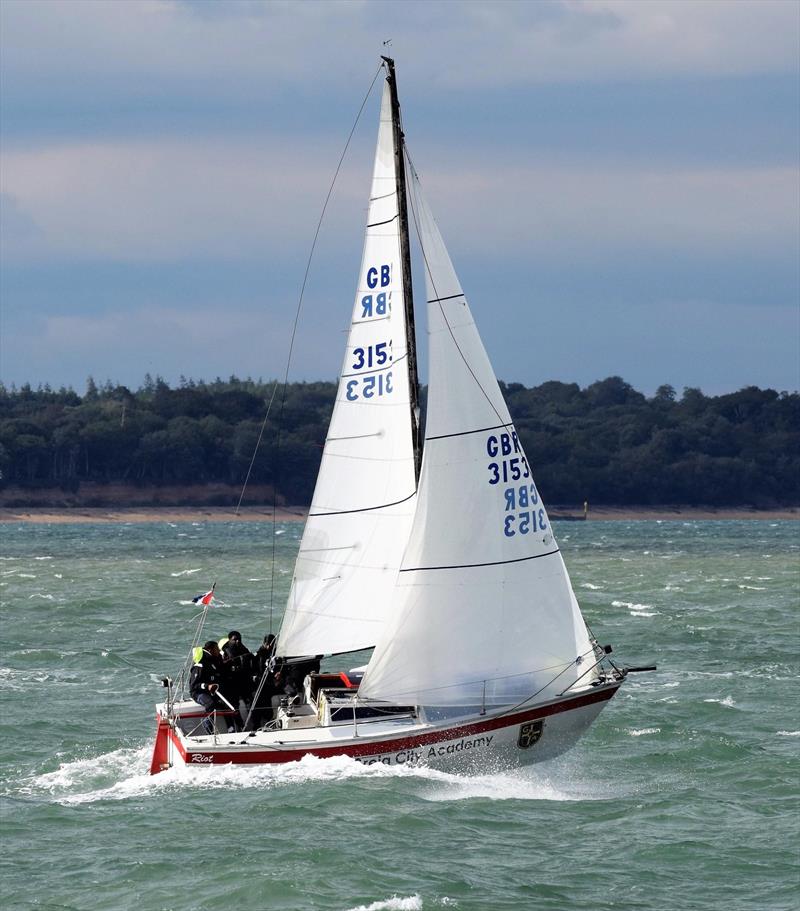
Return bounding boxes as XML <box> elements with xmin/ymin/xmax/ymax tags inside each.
<box><xmin>149</xmin><ymin>58</ymin><xmax>637</xmax><ymax>775</ymax></box>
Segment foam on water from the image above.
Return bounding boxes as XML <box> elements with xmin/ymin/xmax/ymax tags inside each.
<box><xmin>414</xmin><ymin>762</ymin><xmax>622</xmax><ymax>804</ymax></box>
<box><xmin>703</xmin><ymin>696</ymin><xmax>737</xmax><ymax>708</ymax></box>
<box><xmin>0</xmin><ymin>665</ymin><xmax>52</xmax><ymax>690</ymax></box>
<box><xmin>344</xmin><ymin>897</ymin><xmax>422</xmax><ymax>911</ymax></box>
<box><xmin>612</xmin><ymin>600</ymin><xmax>659</xmax><ymax>617</ymax></box>
<box><xmin>15</xmin><ymin>743</ymin><xmax>623</xmax><ymax>808</ymax></box>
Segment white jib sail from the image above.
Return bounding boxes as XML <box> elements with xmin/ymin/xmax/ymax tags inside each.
<box><xmin>277</xmin><ymin>82</ymin><xmax>417</xmax><ymax>658</ymax></box>
<box><xmin>359</xmin><ymin>167</ymin><xmax>596</xmax><ymax>707</ymax></box>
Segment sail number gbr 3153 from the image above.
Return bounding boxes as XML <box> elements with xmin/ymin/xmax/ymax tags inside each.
<box><xmin>346</xmin><ymin>262</ymin><xmax>396</xmax><ymax>401</ymax></box>
<box><xmin>486</xmin><ymin>430</ymin><xmax>548</xmax><ymax>538</ymax></box>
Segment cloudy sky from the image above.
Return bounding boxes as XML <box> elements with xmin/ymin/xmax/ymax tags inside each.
<box><xmin>1</xmin><ymin>0</ymin><xmax>798</xmax><ymax>396</ymax></box>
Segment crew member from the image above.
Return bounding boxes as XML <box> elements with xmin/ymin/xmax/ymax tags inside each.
<box><xmin>189</xmin><ymin>640</ymin><xmax>234</xmax><ymax>734</ymax></box>
<box><xmin>221</xmin><ymin>630</ymin><xmax>254</xmax><ymax>725</ymax></box>
<box><xmin>250</xmin><ymin>634</ymin><xmax>278</xmax><ymax>728</ymax></box>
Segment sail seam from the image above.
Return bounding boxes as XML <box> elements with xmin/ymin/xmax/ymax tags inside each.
<box><xmin>370</xmin><ymin>191</ymin><xmax>395</xmax><ymax>202</ymax></box>
<box><xmin>367</xmin><ymin>214</ymin><xmax>399</xmax><ymax>228</ymax></box>
<box><xmin>427</xmin><ymin>293</ymin><xmax>466</xmax><ymax>304</ymax></box>
<box><xmin>426</xmin><ymin>421</ymin><xmax>514</xmax><ymax>442</ymax></box>
<box><xmin>309</xmin><ymin>490</ymin><xmax>417</xmax><ymax>517</ymax></box>
<box><xmin>400</xmin><ymin>548</ymin><xmax>560</xmax><ymax>572</ymax></box>
<box><xmin>351</xmin><ymin>314</ymin><xmax>391</xmax><ymax>326</ymax></box>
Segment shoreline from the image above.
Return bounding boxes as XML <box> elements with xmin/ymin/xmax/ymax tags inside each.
<box><xmin>0</xmin><ymin>505</ymin><xmax>797</xmax><ymax>524</ymax></box>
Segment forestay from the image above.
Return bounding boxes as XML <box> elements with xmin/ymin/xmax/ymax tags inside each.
<box><xmin>277</xmin><ymin>83</ymin><xmax>417</xmax><ymax>658</ymax></box>
<box><xmin>359</xmin><ymin>167</ymin><xmax>596</xmax><ymax>707</ymax></box>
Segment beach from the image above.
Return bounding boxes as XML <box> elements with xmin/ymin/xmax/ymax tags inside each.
<box><xmin>0</xmin><ymin>504</ymin><xmax>796</xmax><ymax>523</ymax></box>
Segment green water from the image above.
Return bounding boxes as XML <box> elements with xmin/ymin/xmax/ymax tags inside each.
<box><xmin>1</xmin><ymin>519</ymin><xmax>798</xmax><ymax>911</ymax></box>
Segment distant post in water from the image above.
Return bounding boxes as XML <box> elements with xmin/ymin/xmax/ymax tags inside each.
<box><xmin>583</xmin><ymin>500</ymin><xmax>589</xmax><ymax>520</ymax></box>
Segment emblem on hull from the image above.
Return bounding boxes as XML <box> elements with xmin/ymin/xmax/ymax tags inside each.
<box><xmin>517</xmin><ymin>720</ymin><xmax>544</xmax><ymax>749</ymax></box>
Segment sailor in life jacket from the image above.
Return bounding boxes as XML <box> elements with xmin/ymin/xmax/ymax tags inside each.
<box><xmin>189</xmin><ymin>640</ymin><xmax>236</xmax><ymax>734</ymax></box>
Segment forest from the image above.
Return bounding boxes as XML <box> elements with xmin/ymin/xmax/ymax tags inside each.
<box><xmin>0</xmin><ymin>374</ymin><xmax>797</xmax><ymax>507</ymax></box>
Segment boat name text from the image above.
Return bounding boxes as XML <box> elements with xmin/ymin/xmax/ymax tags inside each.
<box><xmin>355</xmin><ymin>734</ymin><xmax>493</xmax><ymax>766</ymax></box>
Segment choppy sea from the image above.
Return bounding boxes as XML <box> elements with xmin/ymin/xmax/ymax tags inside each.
<box><xmin>0</xmin><ymin>519</ymin><xmax>798</xmax><ymax>911</ymax></box>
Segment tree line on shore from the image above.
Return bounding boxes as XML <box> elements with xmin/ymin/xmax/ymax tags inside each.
<box><xmin>1</xmin><ymin>374</ymin><xmax>797</xmax><ymax>507</ymax></box>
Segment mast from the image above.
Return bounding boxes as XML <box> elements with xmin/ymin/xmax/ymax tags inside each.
<box><xmin>382</xmin><ymin>56</ymin><xmax>422</xmax><ymax>482</ymax></box>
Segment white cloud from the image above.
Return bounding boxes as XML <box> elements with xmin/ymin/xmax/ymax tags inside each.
<box><xmin>419</xmin><ymin>159</ymin><xmax>799</xmax><ymax>261</ymax></box>
<box><xmin>0</xmin><ymin>135</ymin><xmax>372</xmax><ymax>262</ymax></box>
<box><xmin>2</xmin><ymin>134</ymin><xmax>796</xmax><ymax>266</ymax></box>
<box><xmin>1</xmin><ymin>0</ymin><xmax>797</xmax><ymax>96</ymax></box>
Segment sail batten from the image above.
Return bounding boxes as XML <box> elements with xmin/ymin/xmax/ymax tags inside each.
<box><xmin>399</xmin><ymin>549</ymin><xmax>561</xmax><ymax>573</ymax></box>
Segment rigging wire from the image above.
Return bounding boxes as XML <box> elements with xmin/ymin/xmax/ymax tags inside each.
<box><xmin>234</xmin><ymin>379</ymin><xmax>280</xmax><ymax>515</ymax></box>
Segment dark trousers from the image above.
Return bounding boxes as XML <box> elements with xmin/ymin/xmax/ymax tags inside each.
<box><xmin>194</xmin><ymin>691</ymin><xmax>236</xmax><ymax>734</ymax></box>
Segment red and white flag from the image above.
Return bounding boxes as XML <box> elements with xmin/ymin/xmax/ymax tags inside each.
<box><xmin>192</xmin><ymin>585</ymin><xmax>215</xmax><ymax>606</ymax></box>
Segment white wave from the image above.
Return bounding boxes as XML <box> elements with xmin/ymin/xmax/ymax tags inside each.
<box><xmin>18</xmin><ymin>745</ymin><xmax>152</xmax><ymax>803</ymax></box>
<box><xmin>703</xmin><ymin>696</ymin><xmax>736</xmax><ymax>707</ymax></box>
<box><xmin>627</xmin><ymin>728</ymin><xmax>660</xmax><ymax>736</ymax></box>
<box><xmin>16</xmin><ymin>573</ymin><xmax>36</xmax><ymax>579</ymax></box>
<box><xmin>661</xmin><ymin>682</ymin><xmax>680</xmax><ymax>688</ymax></box>
<box><xmin>33</xmin><ymin>556</ymin><xmax>54</xmax><ymax>560</ymax></box>
<box><xmin>738</xmin><ymin>585</ymin><xmax>766</xmax><ymax>590</ymax></box>
<box><xmin>414</xmin><ymin>762</ymin><xmax>617</xmax><ymax>803</ymax></box>
<box><xmin>777</xmin><ymin>730</ymin><xmax>800</xmax><ymax>737</ymax></box>
<box><xmin>23</xmin><ymin>751</ymin><xmax>406</xmax><ymax>805</ymax></box>
<box><xmin>345</xmin><ymin>897</ymin><xmax>421</xmax><ymax>911</ymax></box>
<box><xmin>170</xmin><ymin>568</ymin><xmax>202</xmax><ymax>577</ymax></box>
<box><xmin>0</xmin><ymin>666</ymin><xmax>51</xmax><ymax>690</ymax></box>
<box><xmin>18</xmin><ymin>746</ymin><xmax>620</xmax><ymax>808</ymax></box>
<box><xmin>580</xmin><ymin>582</ymin><xmax>602</xmax><ymax>590</ymax></box>
<box><xmin>54</xmin><ymin>573</ymin><xmax>63</xmax><ymax>579</ymax></box>
<box><xmin>28</xmin><ymin>592</ymin><xmax>55</xmax><ymax>600</ymax></box>
<box><xmin>612</xmin><ymin>600</ymin><xmax>655</xmax><ymax>612</ymax></box>
<box><xmin>275</xmin><ymin>529</ymin><xmax>286</xmax><ymax>536</ymax></box>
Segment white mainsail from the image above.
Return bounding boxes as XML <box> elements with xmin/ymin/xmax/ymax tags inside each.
<box><xmin>277</xmin><ymin>82</ymin><xmax>417</xmax><ymax>657</ymax></box>
<box><xmin>359</xmin><ymin>167</ymin><xmax>597</xmax><ymax>707</ymax></box>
